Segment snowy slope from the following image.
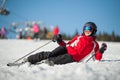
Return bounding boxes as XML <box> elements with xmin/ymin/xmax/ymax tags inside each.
<box><xmin>0</xmin><ymin>40</ymin><xmax>120</xmax><ymax>80</ymax></box>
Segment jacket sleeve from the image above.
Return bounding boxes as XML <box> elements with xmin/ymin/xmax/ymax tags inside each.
<box><xmin>67</xmin><ymin>35</ymin><xmax>79</xmax><ymax>44</ymax></box>
<box><xmin>94</xmin><ymin>42</ymin><xmax>103</xmax><ymax>61</ymax></box>
<box><xmin>58</xmin><ymin>35</ymin><xmax>79</xmax><ymax>46</ymax></box>
<box><xmin>95</xmin><ymin>51</ymin><xmax>103</xmax><ymax>61</ymax></box>
<box><xmin>58</xmin><ymin>41</ymin><xmax>66</xmax><ymax>46</ymax></box>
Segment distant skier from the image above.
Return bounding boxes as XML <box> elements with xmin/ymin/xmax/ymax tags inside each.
<box><xmin>0</xmin><ymin>26</ymin><xmax>7</xmax><ymax>39</ymax></box>
<box><xmin>53</xmin><ymin>26</ymin><xmax>59</xmax><ymax>35</ymax></box>
<box><xmin>26</xmin><ymin>22</ymin><xmax>107</xmax><ymax>65</ymax></box>
<box><xmin>52</xmin><ymin>26</ymin><xmax>59</xmax><ymax>41</ymax></box>
<box><xmin>32</xmin><ymin>23</ymin><xmax>40</xmax><ymax>40</ymax></box>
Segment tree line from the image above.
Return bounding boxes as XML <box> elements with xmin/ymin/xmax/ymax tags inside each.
<box><xmin>61</xmin><ymin>30</ymin><xmax>120</xmax><ymax>42</ymax></box>
<box><xmin>97</xmin><ymin>31</ymin><xmax>120</xmax><ymax>42</ymax></box>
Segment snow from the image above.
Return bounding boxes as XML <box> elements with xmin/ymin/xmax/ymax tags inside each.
<box><xmin>0</xmin><ymin>39</ymin><xmax>120</xmax><ymax>80</ymax></box>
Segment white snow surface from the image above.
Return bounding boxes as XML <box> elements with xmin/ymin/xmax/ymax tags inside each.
<box><xmin>0</xmin><ymin>39</ymin><xmax>120</xmax><ymax>80</ymax></box>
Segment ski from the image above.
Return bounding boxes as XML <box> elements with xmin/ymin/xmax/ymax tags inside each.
<box><xmin>7</xmin><ymin>61</ymin><xmax>26</xmax><ymax>67</ymax></box>
<box><xmin>7</xmin><ymin>60</ymin><xmax>54</xmax><ymax>67</ymax></box>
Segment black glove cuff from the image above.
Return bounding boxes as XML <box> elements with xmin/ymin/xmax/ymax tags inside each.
<box><xmin>52</xmin><ymin>34</ymin><xmax>62</xmax><ymax>42</ymax></box>
<box><xmin>100</xmin><ymin>47</ymin><xmax>105</xmax><ymax>53</ymax></box>
<box><xmin>57</xmin><ymin>39</ymin><xmax>62</xmax><ymax>43</ymax></box>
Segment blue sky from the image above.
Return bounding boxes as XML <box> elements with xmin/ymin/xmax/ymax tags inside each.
<box><xmin>0</xmin><ymin>0</ymin><xmax>120</xmax><ymax>38</ymax></box>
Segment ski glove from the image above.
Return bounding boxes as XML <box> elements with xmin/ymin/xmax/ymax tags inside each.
<box><xmin>100</xmin><ymin>43</ymin><xmax>107</xmax><ymax>54</ymax></box>
<box><xmin>52</xmin><ymin>34</ymin><xmax>62</xmax><ymax>43</ymax></box>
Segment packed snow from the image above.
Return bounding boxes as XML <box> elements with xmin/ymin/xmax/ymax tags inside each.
<box><xmin>0</xmin><ymin>39</ymin><xmax>120</xmax><ymax>80</ymax></box>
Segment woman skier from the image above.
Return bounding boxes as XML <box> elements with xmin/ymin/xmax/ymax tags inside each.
<box><xmin>26</xmin><ymin>22</ymin><xmax>107</xmax><ymax>65</ymax></box>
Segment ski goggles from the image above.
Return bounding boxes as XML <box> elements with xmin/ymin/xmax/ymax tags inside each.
<box><xmin>83</xmin><ymin>26</ymin><xmax>93</xmax><ymax>32</ymax></box>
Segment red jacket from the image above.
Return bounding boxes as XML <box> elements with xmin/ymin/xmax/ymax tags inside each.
<box><xmin>53</xmin><ymin>26</ymin><xmax>59</xmax><ymax>35</ymax></box>
<box><xmin>59</xmin><ymin>35</ymin><xmax>102</xmax><ymax>62</ymax></box>
<box><xmin>32</xmin><ymin>23</ymin><xmax>40</xmax><ymax>33</ymax></box>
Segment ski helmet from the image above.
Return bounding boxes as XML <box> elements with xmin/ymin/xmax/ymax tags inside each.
<box><xmin>83</xmin><ymin>22</ymin><xmax>97</xmax><ymax>36</ymax></box>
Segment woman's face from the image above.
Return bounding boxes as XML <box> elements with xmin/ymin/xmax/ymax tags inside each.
<box><xmin>84</xmin><ymin>30</ymin><xmax>92</xmax><ymax>36</ymax></box>
<box><xmin>83</xmin><ymin>26</ymin><xmax>93</xmax><ymax>36</ymax></box>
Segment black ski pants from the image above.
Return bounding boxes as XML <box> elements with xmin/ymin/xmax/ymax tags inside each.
<box><xmin>28</xmin><ymin>46</ymin><xmax>74</xmax><ymax>64</ymax></box>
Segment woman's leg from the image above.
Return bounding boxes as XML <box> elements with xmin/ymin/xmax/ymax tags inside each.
<box><xmin>49</xmin><ymin>46</ymin><xmax>67</xmax><ymax>57</ymax></box>
<box><xmin>27</xmin><ymin>51</ymin><xmax>52</xmax><ymax>64</ymax></box>
<box><xmin>48</xmin><ymin>54</ymin><xmax>74</xmax><ymax>64</ymax></box>
<box><xmin>27</xmin><ymin>46</ymin><xmax>67</xmax><ymax>64</ymax></box>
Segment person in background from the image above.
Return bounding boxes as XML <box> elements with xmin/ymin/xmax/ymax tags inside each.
<box><xmin>25</xmin><ymin>22</ymin><xmax>107</xmax><ymax>65</ymax></box>
<box><xmin>43</xmin><ymin>26</ymin><xmax>48</xmax><ymax>39</ymax></box>
<box><xmin>19</xmin><ymin>28</ymin><xmax>23</xmax><ymax>39</ymax></box>
<box><xmin>32</xmin><ymin>23</ymin><xmax>40</xmax><ymax>41</ymax></box>
<box><xmin>0</xmin><ymin>26</ymin><xmax>7</xmax><ymax>39</ymax></box>
<box><xmin>52</xmin><ymin>26</ymin><xmax>59</xmax><ymax>41</ymax></box>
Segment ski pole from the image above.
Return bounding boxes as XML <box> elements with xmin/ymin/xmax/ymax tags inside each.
<box><xmin>86</xmin><ymin>53</ymin><xmax>95</xmax><ymax>63</ymax></box>
<box><xmin>10</xmin><ymin>40</ymin><xmax>52</xmax><ymax>63</ymax></box>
